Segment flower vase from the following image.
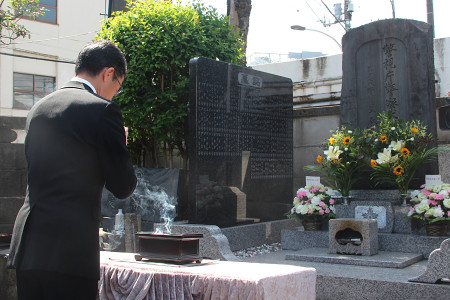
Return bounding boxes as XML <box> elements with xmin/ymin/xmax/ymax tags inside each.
<box><xmin>399</xmin><ymin>193</ymin><xmax>410</xmax><ymax>207</ymax></box>
<box><xmin>341</xmin><ymin>196</ymin><xmax>352</xmax><ymax>205</ymax></box>
<box><xmin>425</xmin><ymin>222</ymin><xmax>448</xmax><ymax>237</ymax></box>
<box><xmin>302</xmin><ymin>219</ymin><xmax>322</xmax><ymax>231</ymax></box>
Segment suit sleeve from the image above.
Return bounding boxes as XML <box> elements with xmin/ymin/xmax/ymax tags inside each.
<box><xmin>97</xmin><ymin>102</ymin><xmax>137</xmax><ymax>199</ymax></box>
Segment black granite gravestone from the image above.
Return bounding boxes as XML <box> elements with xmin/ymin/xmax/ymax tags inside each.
<box><xmin>340</xmin><ymin>19</ymin><xmax>438</xmax><ymax>187</ymax></box>
<box><xmin>189</xmin><ymin>57</ymin><xmax>293</xmax><ymax>227</ymax></box>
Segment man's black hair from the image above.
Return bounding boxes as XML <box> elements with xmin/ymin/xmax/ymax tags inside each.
<box><xmin>75</xmin><ymin>40</ymin><xmax>126</xmax><ymax>78</ymax></box>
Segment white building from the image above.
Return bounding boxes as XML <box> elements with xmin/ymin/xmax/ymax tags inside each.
<box><xmin>0</xmin><ymin>0</ymin><xmax>111</xmax><ymax>117</ymax></box>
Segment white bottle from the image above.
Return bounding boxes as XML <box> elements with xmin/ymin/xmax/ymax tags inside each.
<box><xmin>114</xmin><ymin>209</ymin><xmax>124</xmax><ymax>234</ymax></box>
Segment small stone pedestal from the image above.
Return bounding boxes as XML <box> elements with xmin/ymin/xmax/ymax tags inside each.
<box><xmin>329</xmin><ymin>219</ymin><xmax>378</xmax><ymax>256</ymax></box>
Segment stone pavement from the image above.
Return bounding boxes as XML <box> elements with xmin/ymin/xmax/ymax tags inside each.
<box><xmin>242</xmin><ymin>249</ymin><xmax>450</xmax><ymax>300</ymax></box>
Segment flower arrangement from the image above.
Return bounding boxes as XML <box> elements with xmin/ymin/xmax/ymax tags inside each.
<box><xmin>286</xmin><ymin>185</ymin><xmax>336</xmax><ymax>221</ymax></box>
<box><xmin>407</xmin><ymin>184</ymin><xmax>450</xmax><ymax>224</ymax></box>
<box><xmin>364</xmin><ymin>111</ymin><xmax>442</xmax><ymax>195</ymax></box>
<box><xmin>304</xmin><ymin>126</ymin><xmax>366</xmax><ymax>197</ymax></box>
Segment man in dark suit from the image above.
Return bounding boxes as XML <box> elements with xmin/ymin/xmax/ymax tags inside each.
<box><xmin>7</xmin><ymin>40</ymin><xmax>137</xmax><ymax>300</ymax></box>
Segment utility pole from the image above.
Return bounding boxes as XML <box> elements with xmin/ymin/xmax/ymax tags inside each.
<box><xmin>426</xmin><ymin>0</ymin><xmax>434</xmax><ymax>38</ymax></box>
<box><xmin>320</xmin><ymin>1</ymin><xmax>353</xmax><ymax>31</ymax></box>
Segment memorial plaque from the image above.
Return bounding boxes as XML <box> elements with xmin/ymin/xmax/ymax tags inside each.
<box><xmin>189</xmin><ymin>57</ymin><xmax>293</xmax><ymax>226</ymax></box>
<box><xmin>355</xmin><ymin>206</ymin><xmax>387</xmax><ymax>229</ymax></box>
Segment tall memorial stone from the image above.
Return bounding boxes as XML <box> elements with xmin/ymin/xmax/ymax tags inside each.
<box><xmin>189</xmin><ymin>57</ymin><xmax>293</xmax><ymax>227</ymax></box>
<box><xmin>341</xmin><ymin>19</ymin><xmax>438</xmax><ymax>184</ymax></box>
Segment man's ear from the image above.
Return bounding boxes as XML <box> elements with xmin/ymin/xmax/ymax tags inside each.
<box><xmin>102</xmin><ymin>67</ymin><xmax>115</xmax><ymax>83</ymax></box>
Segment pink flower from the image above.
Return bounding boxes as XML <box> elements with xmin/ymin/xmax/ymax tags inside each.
<box><xmin>420</xmin><ymin>184</ymin><xmax>426</xmax><ymax>188</ymax></box>
<box><xmin>422</xmin><ymin>189</ymin><xmax>431</xmax><ymax>197</ymax></box>
<box><xmin>424</xmin><ymin>214</ymin><xmax>430</xmax><ymax>218</ymax></box>
<box><xmin>319</xmin><ymin>209</ymin><xmax>325</xmax><ymax>215</ymax></box>
<box><xmin>307</xmin><ymin>209</ymin><xmax>313</xmax><ymax>214</ymax></box>
<box><xmin>310</xmin><ymin>187</ymin><xmax>319</xmax><ymax>193</ymax></box>
<box><xmin>330</xmin><ymin>199</ymin><xmax>335</xmax><ymax>205</ymax></box>
<box><xmin>319</xmin><ymin>189</ymin><xmax>325</xmax><ymax>193</ymax></box>
<box><xmin>433</xmin><ymin>194</ymin><xmax>444</xmax><ymax>200</ymax></box>
<box><xmin>297</xmin><ymin>191</ymin><xmax>307</xmax><ymax>198</ymax></box>
<box><xmin>319</xmin><ymin>201</ymin><xmax>326</xmax><ymax>207</ymax></box>
<box><xmin>291</xmin><ymin>208</ymin><xmax>295</xmax><ymax>214</ymax></box>
<box><xmin>428</xmin><ymin>199</ymin><xmax>438</xmax><ymax>206</ymax></box>
<box><xmin>448</xmin><ymin>211</ymin><xmax>450</xmax><ymax>217</ymax></box>
<box><xmin>325</xmin><ymin>208</ymin><xmax>330</xmax><ymax>214</ymax></box>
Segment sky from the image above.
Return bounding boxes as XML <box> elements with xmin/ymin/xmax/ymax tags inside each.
<box><xmin>197</xmin><ymin>0</ymin><xmax>450</xmax><ymax>59</ymax></box>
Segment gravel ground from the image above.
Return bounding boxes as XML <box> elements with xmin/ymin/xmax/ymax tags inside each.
<box><xmin>233</xmin><ymin>242</ymin><xmax>282</xmax><ymax>259</ymax></box>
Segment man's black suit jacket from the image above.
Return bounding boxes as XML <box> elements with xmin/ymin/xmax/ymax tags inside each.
<box><xmin>7</xmin><ymin>81</ymin><xmax>137</xmax><ymax>279</ymax></box>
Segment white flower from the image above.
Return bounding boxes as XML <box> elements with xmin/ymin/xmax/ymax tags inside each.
<box><xmin>324</xmin><ymin>146</ymin><xmax>343</xmax><ymax>161</ymax></box>
<box><xmin>426</xmin><ymin>207</ymin><xmax>444</xmax><ymax>218</ymax></box>
<box><xmin>348</xmin><ymin>130</ymin><xmax>353</xmax><ymax>134</ymax></box>
<box><xmin>375</xmin><ymin>139</ymin><xmax>378</xmax><ymax>142</ymax></box>
<box><xmin>344</xmin><ymin>148</ymin><xmax>348</xmax><ymax>151</ymax></box>
<box><xmin>410</xmin><ymin>137</ymin><xmax>414</xmax><ymax>141</ymax></box>
<box><xmin>293</xmin><ymin>197</ymin><xmax>300</xmax><ymax>206</ymax></box>
<box><xmin>391</xmin><ymin>127</ymin><xmax>396</xmax><ymax>130</ymax></box>
<box><xmin>376</xmin><ymin>148</ymin><xmax>393</xmax><ymax>164</ymax></box>
<box><xmin>311</xmin><ymin>196</ymin><xmax>321</xmax><ymax>205</ymax></box>
<box><xmin>415</xmin><ymin>202</ymin><xmax>429</xmax><ymax>214</ymax></box>
<box><xmin>443</xmin><ymin>199</ymin><xmax>450</xmax><ymax>209</ymax></box>
<box><xmin>410</xmin><ymin>190</ymin><xmax>420</xmax><ymax>199</ymax></box>
<box><xmin>389</xmin><ymin>140</ymin><xmax>405</xmax><ymax>152</ymax></box>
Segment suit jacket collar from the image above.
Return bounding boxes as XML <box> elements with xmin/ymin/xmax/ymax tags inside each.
<box><xmin>61</xmin><ymin>81</ymin><xmax>95</xmax><ymax>94</ymax></box>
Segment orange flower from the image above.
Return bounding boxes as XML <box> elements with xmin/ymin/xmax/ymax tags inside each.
<box><xmin>410</xmin><ymin>127</ymin><xmax>418</xmax><ymax>133</ymax></box>
<box><xmin>380</xmin><ymin>136</ymin><xmax>387</xmax><ymax>142</ymax></box>
<box><xmin>393</xmin><ymin>166</ymin><xmax>403</xmax><ymax>175</ymax></box>
<box><xmin>343</xmin><ymin>136</ymin><xmax>351</xmax><ymax>145</ymax></box>
<box><xmin>333</xmin><ymin>158</ymin><xmax>340</xmax><ymax>164</ymax></box>
<box><xmin>401</xmin><ymin>148</ymin><xmax>410</xmax><ymax>157</ymax></box>
<box><xmin>316</xmin><ymin>155</ymin><xmax>323</xmax><ymax>163</ymax></box>
<box><xmin>329</xmin><ymin>137</ymin><xmax>334</xmax><ymax>145</ymax></box>
<box><xmin>370</xmin><ymin>159</ymin><xmax>377</xmax><ymax>167</ymax></box>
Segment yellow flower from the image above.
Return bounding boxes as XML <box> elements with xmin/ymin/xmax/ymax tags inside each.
<box><xmin>343</xmin><ymin>136</ymin><xmax>351</xmax><ymax>145</ymax></box>
<box><xmin>316</xmin><ymin>155</ymin><xmax>323</xmax><ymax>163</ymax></box>
<box><xmin>401</xmin><ymin>148</ymin><xmax>410</xmax><ymax>157</ymax></box>
<box><xmin>329</xmin><ymin>137</ymin><xmax>334</xmax><ymax>145</ymax></box>
<box><xmin>380</xmin><ymin>136</ymin><xmax>387</xmax><ymax>142</ymax></box>
<box><xmin>370</xmin><ymin>159</ymin><xmax>377</xmax><ymax>167</ymax></box>
<box><xmin>410</xmin><ymin>127</ymin><xmax>418</xmax><ymax>133</ymax></box>
<box><xmin>393</xmin><ymin>166</ymin><xmax>403</xmax><ymax>175</ymax></box>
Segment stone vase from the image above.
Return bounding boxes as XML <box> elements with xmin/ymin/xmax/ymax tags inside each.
<box><xmin>399</xmin><ymin>193</ymin><xmax>410</xmax><ymax>207</ymax></box>
<box><xmin>425</xmin><ymin>222</ymin><xmax>448</xmax><ymax>237</ymax></box>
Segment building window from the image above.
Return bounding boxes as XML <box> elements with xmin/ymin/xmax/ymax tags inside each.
<box><xmin>13</xmin><ymin>73</ymin><xmax>55</xmax><ymax>109</ymax></box>
<box><xmin>27</xmin><ymin>0</ymin><xmax>57</xmax><ymax>24</ymax></box>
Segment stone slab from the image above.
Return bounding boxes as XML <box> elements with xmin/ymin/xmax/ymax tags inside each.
<box><xmin>243</xmin><ymin>250</ymin><xmax>450</xmax><ymax>300</ymax></box>
<box><xmin>286</xmin><ymin>247</ymin><xmax>423</xmax><ymax>268</ymax></box>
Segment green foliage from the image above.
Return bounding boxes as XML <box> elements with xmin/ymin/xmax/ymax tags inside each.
<box><xmin>0</xmin><ymin>0</ymin><xmax>45</xmax><ymax>44</ymax></box>
<box><xmin>364</xmin><ymin>111</ymin><xmax>447</xmax><ymax>194</ymax></box>
<box><xmin>97</xmin><ymin>0</ymin><xmax>244</xmax><ymax>167</ymax></box>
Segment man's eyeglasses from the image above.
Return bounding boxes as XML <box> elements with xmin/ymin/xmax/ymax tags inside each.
<box><xmin>113</xmin><ymin>74</ymin><xmax>124</xmax><ymax>96</ymax></box>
